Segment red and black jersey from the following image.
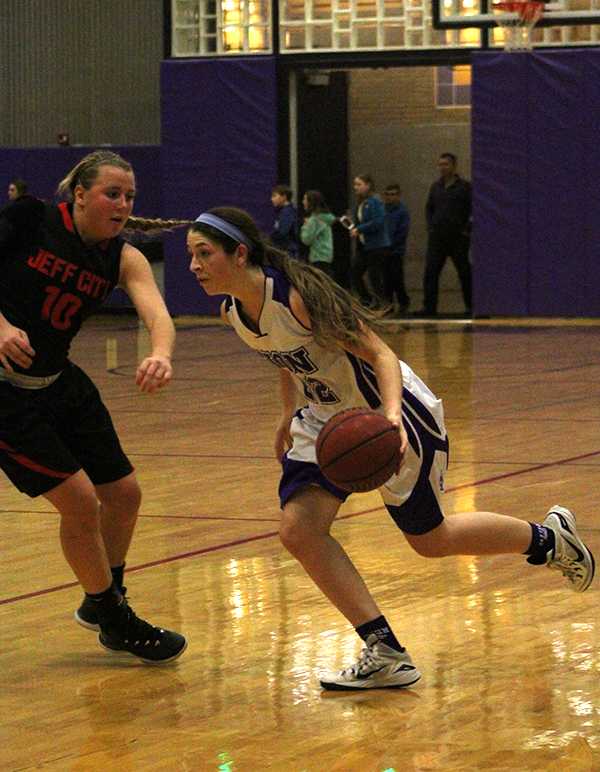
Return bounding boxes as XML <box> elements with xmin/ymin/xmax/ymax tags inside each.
<box><xmin>0</xmin><ymin>196</ymin><xmax>123</xmax><ymax>376</ymax></box>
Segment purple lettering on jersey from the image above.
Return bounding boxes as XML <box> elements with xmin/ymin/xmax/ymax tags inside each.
<box><xmin>261</xmin><ymin>345</ymin><xmax>318</xmax><ymax>375</ymax></box>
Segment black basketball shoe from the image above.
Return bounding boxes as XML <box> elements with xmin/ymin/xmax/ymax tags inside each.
<box><xmin>97</xmin><ymin>598</ymin><xmax>187</xmax><ymax>664</ymax></box>
<box><xmin>75</xmin><ymin>584</ymin><xmax>127</xmax><ymax>632</ymax></box>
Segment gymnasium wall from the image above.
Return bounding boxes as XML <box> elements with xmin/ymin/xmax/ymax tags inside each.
<box><xmin>349</xmin><ymin>68</ymin><xmax>471</xmax><ymax>310</ymax></box>
<box><xmin>0</xmin><ymin>145</ymin><xmax>161</xmax><ymax>214</ymax></box>
<box><xmin>471</xmin><ymin>50</ymin><xmax>600</xmax><ymax>316</ymax></box>
<box><xmin>350</xmin><ymin>120</ymin><xmax>471</xmax><ymax>306</ymax></box>
<box><xmin>0</xmin><ymin>0</ymin><xmax>163</xmax><ymax>147</ymax></box>
<box><xmin>160</xmin><ymin>57</ymin><xmax>279</xmax><ymax>315</ymax></box>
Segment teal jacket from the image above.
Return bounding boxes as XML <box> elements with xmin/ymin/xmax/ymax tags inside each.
<box><xmin>300</xmin><ymin>212</ymin><xmax>336</xmax><ymax>264</ymax></box>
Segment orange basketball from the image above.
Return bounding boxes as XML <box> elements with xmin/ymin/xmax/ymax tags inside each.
<box><xmin>316</xmin><ymin>407</ymin><xmax>401</xmax><ymax>492</ymax></box>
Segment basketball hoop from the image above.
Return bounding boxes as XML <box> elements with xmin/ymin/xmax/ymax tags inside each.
<box><xmin>493</xmin><ymin>0</ymin><xmax>544</xmax><ymax>50</ymax></box>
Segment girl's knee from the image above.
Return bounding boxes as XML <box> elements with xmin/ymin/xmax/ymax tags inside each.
<box><xmin>97</xmin><ymin>475</ymin><xmax>142</xmax><ymax>517</ymax></box>
<box><xmin>279</xmin><ymin>520</ymin><xmax>305</xmax><ymax>554</ymax></box>
<box><xmin>279</xmin><ymin>515</ymin><xmax>322</xmax><ymax>556</ymax></box>
<box><xmin>59</xmin><ymin>495</ymin><xmax>102</xmax><ymax>531</ymax></box>
<box><xmin>46</xmin><ymin>472</ymin><xmax>98</xmax><ymax>523</ymax></box>
<box><xmin>121</xmin><ymin>479</ymin><xmax>142</xmax><ymax>515</ymax></box>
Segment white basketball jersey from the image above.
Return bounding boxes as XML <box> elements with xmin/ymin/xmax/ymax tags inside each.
<box><xmin>224</xmin><ymin>267</ymin><xmax>441</xmax><ymax>427</ymax></box>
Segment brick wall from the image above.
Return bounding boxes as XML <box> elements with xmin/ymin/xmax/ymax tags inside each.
<box><xmin>348</xmin><ymin>66</ymin><xmax>472</xmax><ymax>312</ymax></box>
<box><xmin>350</xmin><ymin>67</ymin><xmax>470</xmax><ymax>127</ymax></box>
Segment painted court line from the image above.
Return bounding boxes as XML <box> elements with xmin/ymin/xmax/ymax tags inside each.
<box><xmin>2</xmin><ymin>448</ymin><xmax>600</xmax><ymax>607</ymax></box>
<box><xmin>448</xmin><ymin>448</ymin><xmax>600</xmax><ymax>491</ymax></box>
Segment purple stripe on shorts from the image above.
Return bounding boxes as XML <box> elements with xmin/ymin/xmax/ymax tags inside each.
<box><xmin>402</xmin><ymin>388</ymin><xmax>442</xmax><ymax>436</ymax></box>
<box><xmin>279</xmin><ymin>454</ymin><xmax>350</xmax><ymax>508</ymax></box>
<box><xmin>346</xmin><ymin>353</ymin><xmax>381</xmax><ymax>409</ymax></box>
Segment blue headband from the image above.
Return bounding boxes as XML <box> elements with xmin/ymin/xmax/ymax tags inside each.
<box><xmin>194</xmin><ymin>213</ymin><xmax>252</xmax><ymax>250</ymax></box>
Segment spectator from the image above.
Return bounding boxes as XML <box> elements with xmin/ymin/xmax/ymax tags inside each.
<box><xmin>300</xmin><ymin>190</ymin><xmax>336</xmax><ymax>277</ymax></box>
<box><xmin>382</xmin><ymin>184</ymin><xmax>411</xmax><ymax>316</ymax></box>
<box><xmin>415</xmin><ymin>153</ymin><xmax>472</xmax><ymax>318</ymax></box>
<box><xmin>8</xmin><ymin>179</ymin><xmax>28</xmax><ymax>200</ymax></box>
<box><xmin>350</xmin><ymin>174</ymin><xmax>390</xmax><ymax>309</ymax></box>
<box><xmin>270</xmin><ymin>184</ymin><xmax>299</xmax><ymax>259</ymax></box>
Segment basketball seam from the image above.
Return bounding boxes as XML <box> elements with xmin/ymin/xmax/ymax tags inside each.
<box><xmin>336</xmin><ymin>450</ymin><xmax>399</xmax><ymax>491</ymax></box>
<box><xmin>316</xmin><ymin>407</ymin><xmax>371</xmax><ymax>451</ymax></box>
<box><xmin>319</xmin><ymin>427</ymin><xmax>399</xmax><ymax>472</ymax></box>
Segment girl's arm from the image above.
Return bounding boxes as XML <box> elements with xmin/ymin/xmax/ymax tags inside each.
<box><xmin>341</xmin><ymin>325</ymin><xmax>407</xmax><ymax>464</ymax></box>
<box><xmin>290</xmin><ymin>287</ymin><xmax>406</xmax><ymax>459</ymax></box>
<box><xmin>340</xmin><ymin>325</ymin><xmax>402</xmax><ymax>427</ymax></box>
<box><xmin>290</xmin><ymin>286</ymin><xmax>402</xmax><ymax>427</ymax></box>
<box><xmin>275</xmin><ymin>367</ymin><xmax>297</xmax><ymax>461</ymax></box>
<box><xmin>118</xmin><ymin>242</ymin><xmax>175</xmax><ymax>393</ymax></box>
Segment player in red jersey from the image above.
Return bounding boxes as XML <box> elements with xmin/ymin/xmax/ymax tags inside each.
<box><xmin>0</xmin><ymin>150</ymin><xmax>186</xmax><ymax>663</ymax></box>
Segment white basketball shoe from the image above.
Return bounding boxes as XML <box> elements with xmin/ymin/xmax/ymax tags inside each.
<box><xmin>543</xmin><ymin>505</ymin><xmax>595</xmax><ymax>592</ymax></box>
<box><xmin>320</xmin><ymin>634</ymin><xmax>421</xmax><ymax>691</ymax></box>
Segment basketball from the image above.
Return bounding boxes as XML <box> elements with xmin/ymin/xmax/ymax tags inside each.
<box><xmin>316</xmin><ymin>407</ymin><xmax>401</xmax><ymax>493</ymax></box>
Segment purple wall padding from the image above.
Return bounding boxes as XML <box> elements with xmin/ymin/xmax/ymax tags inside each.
<box><xmin>0</xmin><ymin>145</ymin><xmax>160</xmax><ymax>213</ymax></box>
<box><xmin>472</xmin><ymin>50</ymin><xmax>600</xmax><ymax>316</ymax></box>
<box><xmin>582</xmin><ymin>55</ymin><xmax>600</xmax><ymax>315</ymax></box>
<box><xmin>471</xmin><ymin>54</ymin><xmax>530</xmax><ymax>315</ymax></box>
<box><xmin>160</xmin><ymin>57</ymin><xmax>279</xmax><ymax>315</ymax></box>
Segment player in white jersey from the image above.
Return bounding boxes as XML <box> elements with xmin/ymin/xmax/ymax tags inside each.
<box><xmin>187</xmin><ymin>207</ymin><xmax>594</xmax><ymax>691</ymax></box>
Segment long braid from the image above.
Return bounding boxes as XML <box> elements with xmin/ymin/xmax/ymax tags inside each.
<box><xmin>124</xmin><ymin>216</ymin><xmax>193</xmax><ymax>234</ymax></box>
<box><xmin>56</xmin><ymin>151</ymin><xmax>194</xmax><ymax>236</ymax></box>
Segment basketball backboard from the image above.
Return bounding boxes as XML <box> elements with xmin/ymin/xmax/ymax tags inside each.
<box><xmin>433</xmin><ymin>0</ymin><xmax>600</xmax><ymax>28</ymax></box>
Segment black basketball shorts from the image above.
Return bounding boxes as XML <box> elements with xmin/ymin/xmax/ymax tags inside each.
<box><xmin>0</xmin><ymin>362</ymin><xmax>134</xmax><ymax>498</ymax></box>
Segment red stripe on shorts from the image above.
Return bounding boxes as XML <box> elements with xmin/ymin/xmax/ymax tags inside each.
<box><xmin>0</xmin><ymin>440</ymin><xmax>71</xmax><ymax>479</ymax></box>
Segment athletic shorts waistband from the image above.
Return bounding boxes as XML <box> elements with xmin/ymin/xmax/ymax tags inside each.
<box><xmin>0</xmin><ymin>368</ymin><xmax>62</xmax><ymax>390</ymax></box>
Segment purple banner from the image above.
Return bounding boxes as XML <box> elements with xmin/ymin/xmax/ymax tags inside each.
<box><xmin>472</xmin><ymin>50</ymin><xmax>600</xmax><ymax>316</ymax></box>
<box><xmin>160</xmin><ymin>57</ymin><xmax>278</xmax><ymax>315</ymax></box>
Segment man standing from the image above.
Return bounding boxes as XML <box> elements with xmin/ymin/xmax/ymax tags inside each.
<box><xmin>416</xmin><ymin>153</ymin><xmax>472</xmax><ymax>317</ymax></box>
<box><xmin>382</xmin><ymin>184</ymin><xmax>411</xmax><ymax>316</ymax></box>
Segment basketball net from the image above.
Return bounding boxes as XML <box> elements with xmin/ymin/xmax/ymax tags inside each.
<box><xmin>493</xmin><ymin>0</ymin><xmax>544</xmax><ymax>50</ymax></box>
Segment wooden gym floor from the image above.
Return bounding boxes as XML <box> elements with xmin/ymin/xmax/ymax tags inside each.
<box><xmin>1</xmin><ymin>314</ymin><xmax>599</xmax><ymax>771</ymax></box>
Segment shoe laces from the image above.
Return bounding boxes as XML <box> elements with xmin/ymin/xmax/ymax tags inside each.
<box><xmin>120</xmin><ymin>602</ymin><xmax>164</xmax><ymax>647</ymax></box>
<box><xmin>343</xmin><ymin>644</ymin><xmax>381</xmax><ymax>677</ymax></box>
<box><xmin>549</xmin><ymin>555</ymin><xmax>585</xmax><ymax>584</ymax></box>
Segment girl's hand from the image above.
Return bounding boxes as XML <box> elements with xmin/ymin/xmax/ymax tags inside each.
<box><xmin>274</xmin><ymin>415</ymin><xmax>293</xmax><ymax>462</ymax></box>
<box><xmin>0</xmin><ymin>324</ymin><xmax>35</xmax><ymax>371</ymax></box>
<box><xmin>387</xmin><ymin>416</ymin><xmax>408</xmax><ymax>473</ymax></box>
<box><xmin>397</xmin><ymin>424</ymin><xmax>408</xmax><ymax>470</ymax></box>
<box><xmin>135</xmin><ymin>355</ymin><xmax>173</xmax><ymax>393</ymax></box>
